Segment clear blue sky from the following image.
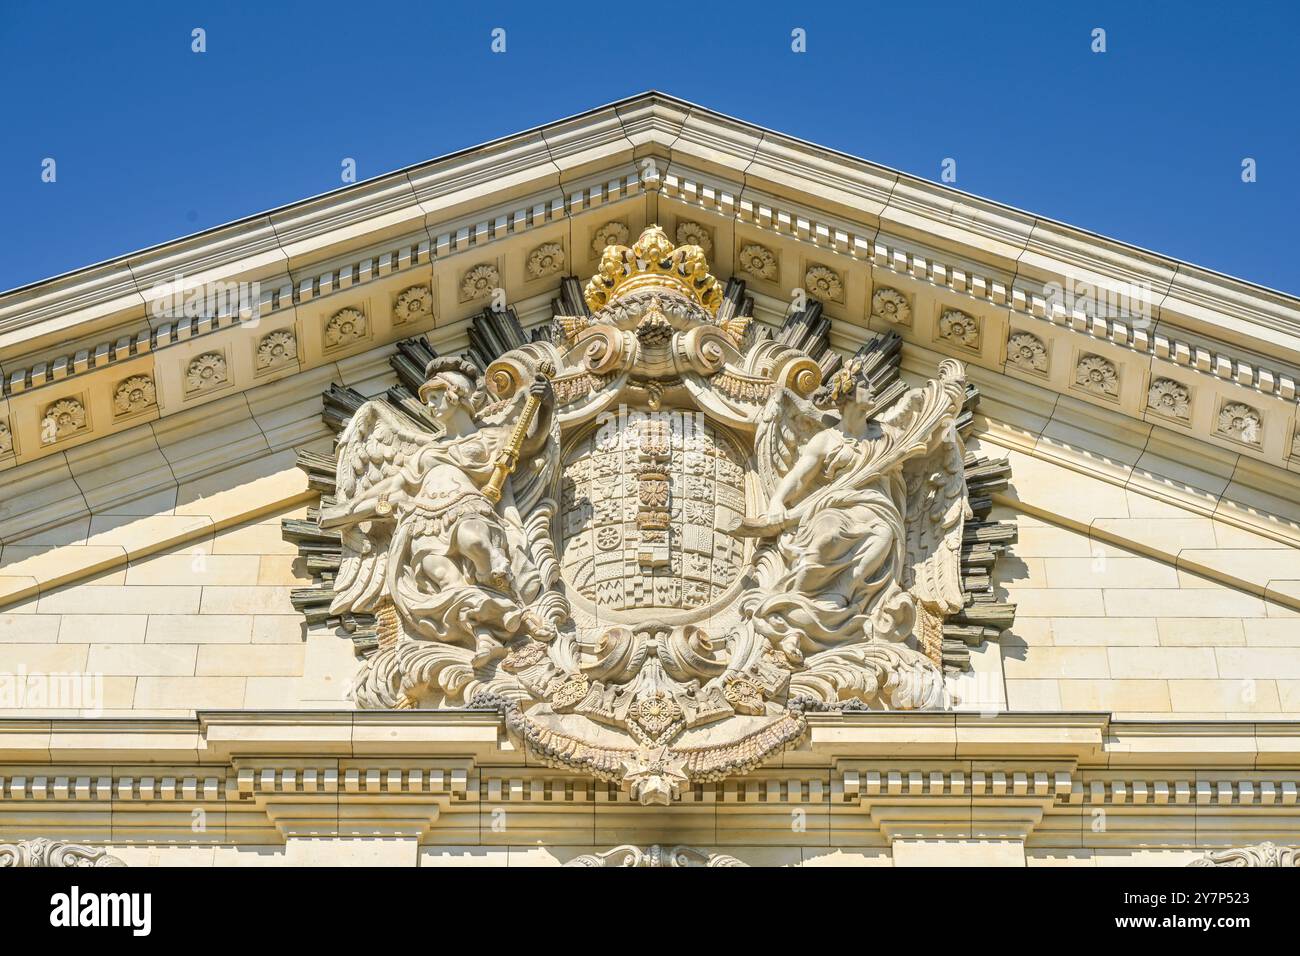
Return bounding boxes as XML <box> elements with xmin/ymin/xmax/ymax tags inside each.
<box><xmin>2</xmin><ymin>0</ymin><xmax>1298</xmax><ymax>295</ymax></box>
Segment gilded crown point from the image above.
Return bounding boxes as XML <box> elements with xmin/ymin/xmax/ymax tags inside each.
<box><xmin>584</xmin><ymin>224</ymin><xmax>723</xmax><ymax>315</ymax></box>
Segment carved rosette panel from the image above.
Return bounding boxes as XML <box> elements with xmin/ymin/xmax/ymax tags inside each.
<box><xmin>0</xmin><ymin>417</ymin><xmax>14</xmax><ymax>456</ymax></box>
<box><xmin>324</xmin><ymin>308</ymin><xmax>368</xmax><ymax>350</ymax></box>
<box><xmin>392</xmin><ymin>284</ymin><xmax>432</xmax><ymax>324</ymax></box>
<box><xmin>1217</xmin><ymin>401</ymin><xmax>1262</xmax><ymax>445</ymax></box>
<box><xmin>526</xmin><ymin>242</ymin><xmax>565</xmax><ymax>279</ymax></box>
<box><xmin>459</xmin><ymin>264</ymin><xmax>500</xmax><ymax>302</ymax></box>
<box><xmin>871</xmin><ymin>287</ymin><xmax>910</xmax><ymax>326</ymax></box>
<box><xmin>257</xmin><ymin>329</ymin><xmax>298</xmax><ymax>371</ymax></box>
<box><xmin>738</xmin><ymin>243</ymin><xmax>777</xmax><ymax>282</ymax></box>
<box><xmin>675</xmin><ymin>221</ymin><xmax>713</xmax><ymax>255</ymax></box>
<box><xmin>113</xmin><ymin>375</ymin><xmax>157</xmax><ymax>416</ymax></box>
<box><xmin>1148</xmin><ymin>377</ymin><xmax>1190</xmax><ymax>420</ymax></box>
<box><xmin>186</xmin><ymin>351</ymin><xmax>228</xmax><ymax>393</ymax></box>
<box><xmin>1007</xmin><ymin>332</ymin><xmax>1048</xmax><ymax>374</ymax></box>
<box><xmin>804</xmin><ymin>265</ymin><xmax>843</xmax><ymax>302</ymax></box>
<box><xmin>1074</xmin><ymin>353</ymin><xmax>1119</xmax><ymax>398</ymax></box>
<box><xmin>0</xmin><ymin>838</ymin><xmax>125</xmax><ymax>867</ymax></box>
<box><xmin>41</xmin><ymin>397</ymin><xmax>88</xmax><ymax>443</ymax></box>
<box><xmin>591</xmin><ymin>221</ymin><xmax>629</xmax><ymax>256</ymax></box>
<box><xmin>285</xmin><ymin>225</ymin><xmax>1018</xmax><ymax>804</ymax></box>
<box><xmin>937</xmin><ymin>309</ymin><xmax>980</xmax><ymax>351</ymax></box>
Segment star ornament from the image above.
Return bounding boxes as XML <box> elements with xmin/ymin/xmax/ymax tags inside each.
<box><xmin>621</xmin><ymin>748</ymin><xmax>688</xmax><ymax>806</ymax></box>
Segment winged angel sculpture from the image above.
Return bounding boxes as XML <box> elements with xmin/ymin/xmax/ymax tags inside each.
<box><xmin>736</xmin><ymin>356</ymin><xmax>969</xmax><ymax>710</ymax></box>
<box><xmin>293</xmin><ymin>225</ymin><xmax>1011</xmax><ymax>801</ymax></box>
<box><xmin>319</xmin><ymin>356</ymin><xmax>562</xmax><ymax>694</ymax></box>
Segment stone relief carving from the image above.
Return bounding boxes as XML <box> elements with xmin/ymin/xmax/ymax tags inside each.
<box><xmin>1217</xmin><ymin>401</ymin><xmax>1261</xmax><ymax>445</ymax></box>
<box><xmin>1292</xmin><ymin>430</ymin><xmax>1300</xmax><ymax>459</ymax></box>
<box><xmin>526</xmin><ymin>242</ymin><xmax>566</xmax><ymax>280</ymax></box>
<box><xmin>871</xmin><ymin>287</ymin><xmax>910</xmax><ymax>326</ymax></box>
<box><xmin>1189</xmin><ymin>843</ymin><xmax>1298</xmax><ymax>867</ymax></box>
<box><xmin>738</xmin><ymin>243</ymin><xmax>778</xmax><ymax>282</ymax></box>
<box><xmin>324</xmin><ymin>308</ymin><xmax>368</xmax><ymax>350</ymax></box>
<box><xmin>564</xmin><ymin>844</ymin><xmax>745</xmax><ymax>867</ymax></box>
<box><xmin>0</xmin><ymin>838</ymin><xmax>125</xmax><ymax>867</ymax></box>
<box><xmin>41</xmin><ymin>397</ymin><xmax>87</xmax><ymax>443</ymax></box>
<box><xmin>675</xmin><ymin>220</ymin><xmax>712</xmax><ymax>255</ymax></box>
<box><xmin>256</xmin><ymin>330</ymin><xmax>298</xmax><ymax>371</ymax></box>
<box><xmin>113</xmin><ymin>375</ymin><xmax>157</xmax><ymax>416</ymax></box>
<box><xmin>459</xmin><ymin>264</ymin><xmax>500</xmax><ymax>302</ymax></box>
<box><xmin>804</xmin><ymin>265</ymin><xmax>843</xmax><ymax>302</ymax></box>
<box><xmin>0</xmin><ymin>418</ymin><xmax>11</xmax><ymax>455</ymax></box>
<box><xmin>1007</xmin><ymin>332</ymin><xmax>1048</xmax><ymax>374</ymax></box>
<box><xmin>392</xmin><ymin>284</ymin><xmax>432</xmax><ymax>324</ymax></box>
<box><xmin>591</xmin><ymin>221</ymin><xmax>629</xmax><ymax>256</ymax></box>
<box><xmin>186</xmin><ymin>351</ymin><xmax>228</xmax><ymax>393</ymax></box>
<box><xmin>290</xmin><ymin>225</ymin><xmax>1017</xmax><ymax>804</ymax></box>
<box><xmin>1148</xmin><ymin>377</ymin><xmax>1191</xmax><ymax>420</ymax></box>
<box><xmin>1074</xmin><ymin>354</ymin><xmax>1119</xmax><ymax>398</ymax></box>
<box><xmin>937</xmin><ymin>309</ymin><xmax>980</xmax><ymax>351</ymax></box>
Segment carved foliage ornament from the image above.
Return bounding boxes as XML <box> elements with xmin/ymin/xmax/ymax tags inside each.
<box><xmin>393</xmin><ymin>284</ymin><xmax>432</xmax><ymax>324</ymax></box>
<box><xmin>113</xmin><ymin>375</ymin><xmax>157</xmax><ymax>416</ymax></box>
<box><xmin>460</xmin><ymin>264</ymin><xmax>500</xmax><ymax>302</ymax></box>
<box><xmin>937</xmin><ymin>309</ymin><xmax>980</xmax><ymax>350</ymax></box>
<box><xmin>527</xmin><ymin>243</ymin><xmax>566</xmax><ymax>280</ymax></box>
<box><xmin>0</xmin><ymin>418</ymin><xmax>11</xmax><ymax>456</ymax></box>
<box><xmin>41</xmin><ymin>397</ymin><xmax>87</xmax><ymax>443</ymax></box>
<box><xmin>1148</xmin><ymin>377</ymin><xmax>1190</xmax><ymax>420</ymax></box>
<box><xmin>1007</xmin><ymin>332</ymin><xmax>1048</xmax><ymax>374</ymax></box>
<box><xmin>591</xmin><ymin>221</ymin><xmax>630</xmax><ymax>257</ymax></box>
<box><xmin>325</xmin><ymin>308</ymin><xmax>368</xmax><ymax>350</ymax></box>
<box><xmin>257</xmin><ymin>329</ymin><xmax>298</xmax><ymax>371</ymax></box>
<box><xmin>871</xmin><ymin>287</ymin><xmax>910</xmax><ymax>326</ymax></box>
<box><xmin>565</xmin><ymin>844</ymin><xmax>745</xmax><ymax>867</ymax></box>
<box><xmin>804</xmin><ymin>265</ymin><xmax>843</xmax><ymax>302</ymax></box>
<box><xmin>738</xmin><ymin>243</ymin><xmax>777</xmax><ymax>282</ymax></box>
<box><xmin>1189</xmin><ymin>843</ymin><xmax>1299</xmax><ymax>867</ymax></box>
<box><xmin>1074</xmin><ymin>353</ymin><xmax>1119</xmax><ymax>398</ymax></box>
<box><xmin>309</xmin><ymin>226</ymin><xmax>995</xmax><ymax>804</ymax></box>
<box><xmin>186</xmin><ymin>351</ymin><xmax>228</xmax><ymax>392</ymax></box>
<box><xmin>675</xmin><ymin>221</ymin><xmax>713</xmax><ymax>255</ymax></box>
<box><xmin>1217</xmin><ymin>401</ymin><xmax>1261</xmax><ymax>445</ymax></box>
<box><xmin>0</xmin><ymin>838</ymin><xmax>125</xmax><ymax>867</ymax></box>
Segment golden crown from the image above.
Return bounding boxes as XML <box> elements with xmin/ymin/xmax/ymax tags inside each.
<box><xmin>583</xmin><ymin>225</ymin><xmax>722</xmax><ymax>315</ymax></box>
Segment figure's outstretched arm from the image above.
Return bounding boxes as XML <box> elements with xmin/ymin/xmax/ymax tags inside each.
<box><xmin>319</xmin><ymin>471</ymin><xmax>407</xmax><ymax>529</ymax></box>
<box><xmin>518</xmin><ymin>374</ymin><xmax>554</xmax><ymax>458</ymax></box>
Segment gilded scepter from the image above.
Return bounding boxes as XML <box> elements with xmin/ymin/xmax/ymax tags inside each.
<box><xmin>482</xmin><ymin>361</ymin><xmax>554</xmax><ymax>503</ymax></box>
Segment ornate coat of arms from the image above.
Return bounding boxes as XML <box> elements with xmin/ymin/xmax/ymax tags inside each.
<box><xmin>286</xmin><ymin>226</ymin><xmax>1015</xmax><ymax>803</ymax></box>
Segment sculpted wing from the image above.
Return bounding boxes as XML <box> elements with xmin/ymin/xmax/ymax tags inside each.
<box><xmin>752</xmin><ymin>386</ymin><xmax>833</xmax><ymax>499</ymax></box>
<box><xmin>861</xmin><ymin>360</ymin><xmax>969</xmax><ymax>614</ymax></box>
<box><xmin>330</xmin><ymin>400</ymin><xmax>435</xmax><ymax>616</ymax></box>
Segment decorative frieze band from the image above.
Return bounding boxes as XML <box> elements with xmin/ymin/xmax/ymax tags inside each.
<box><xmin>3</xmin><ymin>155</ymin><xmax>1298</xmax><ymax>473</ymax></box>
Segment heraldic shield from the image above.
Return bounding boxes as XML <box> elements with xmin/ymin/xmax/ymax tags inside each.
<box><xmin>288</xmin><ymin>225</ymin><xmax>1016</xmax><ymax>804</ymax></box>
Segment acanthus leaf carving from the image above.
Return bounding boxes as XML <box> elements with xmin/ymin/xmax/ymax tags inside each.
<box><xmin>0</xmin><ymin>838</ymin><xmax>126</xmax><ymax>868</ymax></box>
<box><xmin>112</xmin><ymin>374</ymin><xmax>157</xmax><ymax>417</ymax></box>
<box><xmin>256</xmin><ymin>329</ymin><xmax>297</xmax><ymax>371</ymax></box>
<box><xmin>1189</xmin><ymin>843</ymin><xmax>1299</xmax><ymax>867</ymax></box>
<box><xmin>564</xmin><ymin>844</ymin><xmax>746</xmax><ymax>867</ymax></box>
<box><xmin>1074</xmin><ymin>353</ymin><xmax>1119</xmax><ymax>398</ymax></box>
<box><xmin>186</xmin><ymin>351</ymin><xmax>228</xmax><ymax>392</ymax></box>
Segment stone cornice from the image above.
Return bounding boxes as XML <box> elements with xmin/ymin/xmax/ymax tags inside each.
<box><xmin>1</xmin><ymin>92</ymin><xmax>1298</xmax><ymax>485</ymax></box>
<box><xmin>0</xmin><ymin>712</ymin><xmax>1296</xmax><ymax>847</ymax></box>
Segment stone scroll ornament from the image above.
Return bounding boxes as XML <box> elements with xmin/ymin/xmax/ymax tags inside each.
<box><xmin>286</xmin><ymin>226</ymin><xmax>1016</xmax><ymax>804</ymax></box>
